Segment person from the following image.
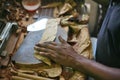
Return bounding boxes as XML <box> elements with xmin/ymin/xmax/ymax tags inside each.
<box><xmin>34</xmin><ymin>0</ymin><xmax>120</xmax><ymax>80</ymax></box>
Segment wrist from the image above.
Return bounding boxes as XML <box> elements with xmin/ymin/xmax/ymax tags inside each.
<box><xmin>70</xmin><ymin>54</ymin><xmax>83</xmax><ymax>69</ymax></box>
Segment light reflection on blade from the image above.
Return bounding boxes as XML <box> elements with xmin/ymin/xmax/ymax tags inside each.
<box><xmin>27</xmin><ymin>18</ymin><xmax>48</xmax><ymax>31</ymax></box>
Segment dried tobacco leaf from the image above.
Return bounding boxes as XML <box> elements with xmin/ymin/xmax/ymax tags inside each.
<box><xmin>12</xmin><ymin>76</ymin><xmax>32</xmax><ymax>80</ymax></box>
<box><xmin>67</xmin><ymin>25</ymin><xmax>93</xmax><ymax>80</ymax></box>
<box><xmin>65</xmin><ymin>0</ymin><xmax>77</xmax><ymax>7</ymax></box>
<box><xmin>69</xmin><ymin>71</ymin><xmax>86</xmax><ymax>80</ymax></box>
<box><xmin>34</xmin><ymin>19</ymin><xmax>60</xmax><ymax>66</ymax></box>
<box><xmin>60</xmin><ymin>15</ymin><xmax>78</xmax><ymax>26</ymax></box>
<box><xmin>53</xmin><ymin>4</ymin><xmax>64</xmax><ymax>18</ymax></box>
<box><xmin>79</xmin><ymin>14</ymin><xmax>89</xmax><ymax>24</ymax></box>
<box><xmin>42</xmin><ymin>64</ymin><xmax>62</xmax><ymax>78</ymax></box>
<box><xmin>12</xmin><ymin>71</ymin><xmax>54</xmax><ymax>80</ymax></box>
<box><xmin>59</xmin><ymin>3</ymin><xmax>73</xmax><ymax>16</ymax></box>
<box><xmin>34</xmin><ymin>52</ymin><xmax>51</xmax><ymax>66</ymax></box>
<box><xmin>53</xmin><ymin>7</ymin><xmax>59</xmax><ymax>18</ymax></box>
<box><xmin>73</xmin><ymin>25</ymin><xmax>93</xmax><ymax>59</ymax></box>
<box><xmin>39</xmin><ymin>18</ymin><xmax>60</xmax><ymax>43</ymax></box>
<box><xmin>14</xmin><ymin>62</ymin><xmax>62</xmax><ymax>78</ymax></box>
<box><xmin>59</xmin><ymin>75</ymin><xmax>65</xmax><ymax>80</ymax></box>
<box><xmin>41</xmin><ymin>2</ymin><xmax>62</xmax><ymax>8</ymax></box>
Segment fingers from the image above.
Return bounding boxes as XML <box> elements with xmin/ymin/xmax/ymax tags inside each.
<box><xmin>34</xmin><ymin>45</ymin><xmax>57</xmax><ymax>57</ymax></box>
<box><xmin>39</xmin><ymin>51</ymin><xmax>61</xmax><ymax>64</ymax></box>
<box><xmin>39</xmin><ymin>52</ymin><xmax>56</xmax><ymax>59</ymax></box>
<box><xmin>44</xmin><ymin>42</ymin><xmax>57</xmax><ymax>46</ymax></box>
<box><xmin>35</xmin><ymin>42</ymin><xmax>57</xmax><ymax>50</ymax></box>
<box><xmin>34</xmin><ymin>46</ymin><xmax>47</xmax><ymax>52</ymax></box>
<box><xmin>34</xmin><ymin>45</ymin><xmax>57</xmax><ymax>54</ymax></box>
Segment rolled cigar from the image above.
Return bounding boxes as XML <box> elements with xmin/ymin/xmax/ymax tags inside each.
<box><xmin>11</xmin><ymin>69</ymin><xmax>54</xmax><ymax>80</ymax></box>
<box><xmin>17</xmin><ymin>72</ymin><xmax>54</xmax><ymax>80</ymax></box>
<box><xmin>12</xmin><ymin>76</ymin><xmax>32</xmax><ymax>80</ymax></box>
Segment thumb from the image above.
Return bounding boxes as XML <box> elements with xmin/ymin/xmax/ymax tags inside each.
<box><xmin>58</xmin><ymin>36</ymin><xmax>67</xmax><ymax>44</ymax></box>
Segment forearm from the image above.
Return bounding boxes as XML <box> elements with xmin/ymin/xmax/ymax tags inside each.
<box><xmin>71</xmin><ymin>56</ymin><xmax>120</xmax><ymax>80</ymax></box>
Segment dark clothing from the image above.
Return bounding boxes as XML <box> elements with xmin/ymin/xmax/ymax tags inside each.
<box><xmin>96</xmin><ymin>0</ymin><xmax>120</xmax><ymax>68</ymax></box>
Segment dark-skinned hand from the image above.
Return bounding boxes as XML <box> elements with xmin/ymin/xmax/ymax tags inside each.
<box><xmin>34</xmin><ymin>36</ymin><xmax>80</xmax><ymax>67</ymax></box>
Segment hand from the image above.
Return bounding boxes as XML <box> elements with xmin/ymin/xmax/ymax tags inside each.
<box><xmin>34</xmin><ymin>36</ymin><xmax>79</xmax><ymax>67</ymax></box>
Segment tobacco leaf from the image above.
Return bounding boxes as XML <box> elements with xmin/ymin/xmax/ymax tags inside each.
<box><xmin>79</xmin><ymin>14</ymin><xmax>89</xmax><ymax>24</ymax></box>
<box><xmin>41</xmin><ymin>2</ymin><xmax>62</xmax><ymax>8</ymax></box>
<box><xmin>42</xmin><ymin>64</ymin><xmax>62</xmax><ymax>78</ymax></box>
<box><xmin>59</xmin><ymin>3</ymin><xmax>73</xmax><ymax>16</ymax></box>
<box><xmin>34</xmin><ymin>52</ymin><xmax>51</xmax><ymax>66</ymax></box>
<box><xmin>53</xmin><ymin>7</ymin><xmax>60</xmax><ymax>18</ymax></box>
<box><xmin>34</xmin><ymin>18</ymin><xmax>60</xmax><ymax>66</ymax></box>
<box><xmin>60</xmin><ymin>15</ymin><xmax>78</xmax><ymax>26</ymax></box>
<box><xmin>53</xmin><ymin>4</ymin><xmax>64</xmax><ymax>18</ymax></box>
<box><xmin>69</xmin><ymin>71</ymin><xmax>86</xmax><ymax>80</ymax></box>
<box><xmin>73</xmin><ymin>25</ymin><xmax>93</xmax><ymax>59</ymax></box>
<box><xmin>11</xmin><ymin>70</ymin><xmax>54</xmax><ymax>80</ymax></box>
<box><xmin>14</xmin><ymin>62</ymin><xmax>62</xmax><ymax>78</ymax></box>
<box><xmin>65</xmin><ymin>0</ymin><xmax>77</xmax><ymax>7</ymax></box>
<box><xmin>67</xmin><ymin>25</ymin><xmax>93</xmax><ymax>80</ymax></box>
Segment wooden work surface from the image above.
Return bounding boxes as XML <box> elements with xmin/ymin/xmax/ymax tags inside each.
<box><xmin>4</xmin><ymin>0</ymin><xmax>82</xmax><ymax>55</ymax></box>
<box><xmin>0</xmin><ymin>0</ymin><xmax>90</xmax><ymax>80</ymax></box>
<box><xmin>4</xmin><ymin>5</ymin><xmax>54</xmax><ymax>55</ymax></box>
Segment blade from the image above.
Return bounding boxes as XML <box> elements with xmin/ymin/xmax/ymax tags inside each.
<box><xmin>12</xmin><ymin>20</ymin><xmax>68</xmax><ymax>64</ymax></box>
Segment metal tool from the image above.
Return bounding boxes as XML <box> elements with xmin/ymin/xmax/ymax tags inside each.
<box><xmin>12</xmin><ymin>21</ymin><xmax>68</xmax><ymax>64</ymax></box>
<box><xmin>0</xmin><ymin>22</ymin><xmax>18</xmax><ymax>54</ymax></box>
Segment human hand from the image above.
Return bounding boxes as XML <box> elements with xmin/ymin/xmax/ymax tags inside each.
<box><xmin>34</xmin><ymin>36</ymin><xmax>79</xmax><ymax>67</ymax></box>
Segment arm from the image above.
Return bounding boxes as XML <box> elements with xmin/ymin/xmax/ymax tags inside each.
<box><xmin>34</xmin><ymin>36</ymin><xmax>120</xmax><ymax>80</ymax></box>
<box><xmin>72</xmin><ymin>55</ymin><xmax>120</xmax><ymax>80</ymax></box>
